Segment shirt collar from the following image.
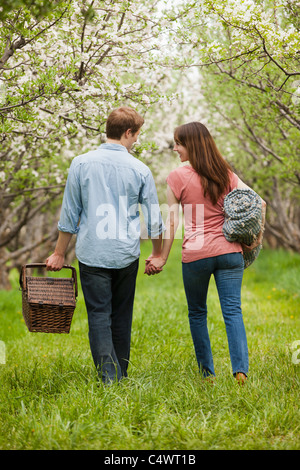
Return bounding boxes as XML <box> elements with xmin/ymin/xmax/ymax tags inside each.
<box><xmin>100</xmin><ymin>143</ymin><xmax>128</xmax><ymax>152</ymax></box>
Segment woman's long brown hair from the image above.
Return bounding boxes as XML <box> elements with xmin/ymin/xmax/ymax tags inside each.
<box><xmin>174</xmin><ymin>122</ymin><xmax>232</xmax><ymax>205</ymax></box>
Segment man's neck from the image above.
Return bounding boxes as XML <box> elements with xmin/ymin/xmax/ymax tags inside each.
<box><xmin>106</xmin><ymin>138</ymin><xmax>122</xmax><ymax>145</ymax></box>
<box><xmin>106</xmin><ymin>138</ymin><xmax>129</xmax><ymax>150</ymax></box>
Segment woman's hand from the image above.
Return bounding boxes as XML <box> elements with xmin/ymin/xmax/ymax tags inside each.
<box><xmin>144</xmin><ymin>255</ymin><xmax>166</xmax><ymax>275</ymax></box>
<box><xmin>241</xmin><ymin>238</ymin><xmax>261</xmax><ymax>253</ymax></box>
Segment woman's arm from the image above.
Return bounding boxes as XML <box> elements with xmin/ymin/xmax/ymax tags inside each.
<box><xmin>237</xmin><ymin>177</ymin><xmax>267</xmax><ymax>250</ymax></box>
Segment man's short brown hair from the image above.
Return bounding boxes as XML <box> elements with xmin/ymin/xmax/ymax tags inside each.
<box><xmin>106</xmin><ymin>106</ymin><xmax>144</xmax><ymax>140</ymax></box>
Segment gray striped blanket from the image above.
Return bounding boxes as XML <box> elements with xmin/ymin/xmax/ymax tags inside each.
<box><xmin>222</xmin><ymin>188</ymin><xmax>263</xmax><ymax>268</ymax></box>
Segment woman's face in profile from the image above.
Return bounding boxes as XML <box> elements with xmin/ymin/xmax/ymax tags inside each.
<box><xmin>173</xmin><ymin>141</ymin><xmax>189</xmax><ymax>162</ymax></box>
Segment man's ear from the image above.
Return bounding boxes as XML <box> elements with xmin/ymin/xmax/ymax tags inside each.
<box><xmin>124</xmin><ymin>128</ymin><xmax>132</xmax><ymax>138</ymax></box>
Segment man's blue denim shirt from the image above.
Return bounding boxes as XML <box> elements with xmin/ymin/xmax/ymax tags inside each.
<box><xmin>58</xmin><ymin>143</ymin><xmax>165</xmax><ymax>269</ymax></box>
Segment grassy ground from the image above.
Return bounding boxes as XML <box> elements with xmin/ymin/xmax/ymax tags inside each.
<box><xmin>0</xmin><ymin>240</ymin><xmax>299</xmax><ymax>450</ymax></box>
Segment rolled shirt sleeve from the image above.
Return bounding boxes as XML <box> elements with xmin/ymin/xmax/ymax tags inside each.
<box><xmin>139</xmin><ymin>172</ymin><xmax>165</xmax><ymax>238</ymax></box>
<box><xmin>58</xmin><ymin>160</ymin><xmax>82</xmax><ymax>234</ymax></box>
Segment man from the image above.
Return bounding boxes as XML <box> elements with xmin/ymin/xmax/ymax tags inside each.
<box><xmin>46</xmin><ymin>106</ymin><xmax>164</xmax><ymax>384</ymax></box>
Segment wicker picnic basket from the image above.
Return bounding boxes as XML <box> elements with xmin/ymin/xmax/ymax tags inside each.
<box><xmin>19</xmin><ymin>263</ymin><xmax>78</xmax><ymax>334</ymax></box>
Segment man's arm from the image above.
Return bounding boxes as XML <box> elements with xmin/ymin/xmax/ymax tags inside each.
<box><xmin>139</xmin><ymin>170</ymin><xmax>165</xmax><ymax>265</ymax></box>
<box><xmin>145</xmin><ymin>186</ymin><xmax>179</xmax><ymax>274</ymax></box>
<box><xmin>46</xmin><ymin>231</ymin><xmax>73</xmax><ymax>271</ymax></box>
<box><xmin>150</xmin><ymin>233</ymin><xmax>163</xmax><ymax>257</ymax></box>
<box><xmin>46</xmin><ymin>158</ymin><xmax>82</xmax><ymax>271</ymax></box>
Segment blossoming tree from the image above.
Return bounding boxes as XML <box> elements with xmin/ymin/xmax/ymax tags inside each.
<box><xmin>1</xmin><ymin>0</ymin><xmax>300</xmax><ymax>288</ymax></box>
<box><xmin>0</xmin><ymin>0</ymin><xmax>178</xmax><ymax>287</ymax></box>
<box><xmin>166</xmin><ymin>0</ymin><xmax>300</xmax><ymax>250</ymax></box>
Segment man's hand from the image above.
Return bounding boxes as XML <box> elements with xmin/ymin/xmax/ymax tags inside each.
<box><xmin>144</xmin><ymin>255</ymin><xmax>165</xmax><ymax>276</ymax></box>
<box><xmin>46</xmin><ymin>231</ymin><xmax>72</xmax><ymax>271</ymax></box>
<box><xmin>46</xmin><ymin>253</ymin><xmax>65</xmax><ymax>271</ymax></box>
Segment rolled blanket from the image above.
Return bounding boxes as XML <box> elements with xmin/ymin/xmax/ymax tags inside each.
<box><xmin>223</xmin><ymin>188</ymin><xmax>263</xmax><ymax>268</ymax></box>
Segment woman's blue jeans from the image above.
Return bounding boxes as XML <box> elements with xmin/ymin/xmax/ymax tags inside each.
<box><xmin>79</xmin><ymin>259</ymin><xmax>139</xmax><ymax>384</ymax></box>
<box><xmin>182</xmin><ymin>252</ymin><xmax>248</xmax><ymax>378</ymax></box>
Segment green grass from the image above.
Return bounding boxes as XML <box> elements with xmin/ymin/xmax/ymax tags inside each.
<box><xmin>0</xmin><ymin>241</ymin><xmax>299</xmax><ymax>450</ymax></box>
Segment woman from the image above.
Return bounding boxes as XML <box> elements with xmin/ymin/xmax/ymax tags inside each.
<box><xmin>146</xmin><ymin>122</ymin><xmax>266</xmax><ymax>383</ymax></box>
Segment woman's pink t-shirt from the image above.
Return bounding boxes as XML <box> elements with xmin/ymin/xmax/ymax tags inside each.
<box><xmin>166</xmin><ymin>165</ymin><xmax>242</xmax><ymax>263</ymax></box>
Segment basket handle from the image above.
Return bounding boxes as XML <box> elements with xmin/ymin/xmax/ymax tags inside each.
<box><xmin>19</xmin><ymin>263</ymin><xmax>78</xmax><ymax>298</ymax></box>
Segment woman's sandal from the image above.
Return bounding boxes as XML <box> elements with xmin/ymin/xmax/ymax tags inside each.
<box><xmin>235</xmin><ymin>372</ymin><xmax>247</xmax><ymax>385</ymax></box>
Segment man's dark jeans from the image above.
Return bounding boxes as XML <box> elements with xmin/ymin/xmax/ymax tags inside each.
<box><xmin>79</xmin><ymin>259</ymin><xmax>139</xmax><ymax>384</ymax></box>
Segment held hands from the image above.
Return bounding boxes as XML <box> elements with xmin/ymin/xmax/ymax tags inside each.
<box><xmin>144</xmin><ymin>255</ymin><xmax>166</xmax><ymax>276</ymax></box>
